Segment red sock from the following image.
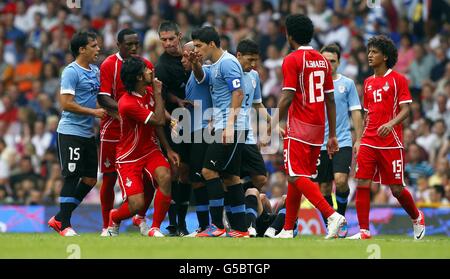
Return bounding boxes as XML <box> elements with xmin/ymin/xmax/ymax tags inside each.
<box><xmin>151</xmin><ymin>189</ymin><xmax>171</xmax><ymax>228</ymax></box>
<box><xmin>394</xmin><ymin>188</ymin><xmax>419</xmax><ymax>219</ymax></box>
<box><xmin>100</xmin><ymin>173</ymin><xmax>117</xmax><ymax>228</ymax></box>
<box><xmin>294</xmin><ymin>177</ymin><xmax>335</xmax><ymax>219</ymax></box>
<box><xmin>355</xmin><ymin>186</ymin><xmax>371</xmax><ymax>230</ymax></box>
<box><xmin>111</xmin><ymin>200</ymin><xmax>132</xmax><ymax>224</ymax></box>
<box><xmin>284</xmin><ymin>182</ymin><xmax>302</xmax><ymax>230</ymax></box>
<box><xmin>138</xmin><ymin>184</ymin><xmax>155</xmax><ymax>217</ymax></box>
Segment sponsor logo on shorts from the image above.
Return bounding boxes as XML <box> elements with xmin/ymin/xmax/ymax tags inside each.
<box><xmin>104</xmin><ymin>158</ymin><xmax>111</xmax><ymax>168</ymax></box>
<box><xmin>126</xmin><ymin>177</ymin><xmax>132</xmax><ymax>187</ymax></box>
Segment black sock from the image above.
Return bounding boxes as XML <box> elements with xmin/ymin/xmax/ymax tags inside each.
<box><xmin>56</xmin><ymin>176</ymin><xmax>79</xmax><ymax>229</ymax></box>
<box><xmin>336</xmin><ymin>190</ymin><xmax>350</xmax><ymax>217</ymax></box>
<box><xmin>73</xmin><ymin>181</ymin><xmax>93</xmax><ymax>207</ymax></box>
<box><xmin>224</xmin><ymin>191</ymin><xmax>233</xmax><ymax>228</ymax></box>
<box><xmin>193</xmin><ymin>186</ymin><xmax>209</xmax><ymax>230</ymax></box>
<box><xmin>270</xmin><ymin>207</ymin><xmax>286</xmax><ymax>232</ymax></box>
<box><xmin>168</xmin><ymin>181</ymin><xmax>179</xmax><ymax>227</ymax></box>
<box><xmin>323</xmin><ymin>195</ymin><xmax>334</xmax><ymax>226</ymax></box>
<box><xmin>245</xmin><ymin>195</ymin><xmax>258</xmax><ymax>228</ymax></box>
<box><xmin>177</xmin><ymin>183</ymin><xmax>191</xmax><ymax>229</ymax></box>
<box><xmin>205</xmin><ymin>177</ymin><xmax>224</xmax><ymax>229</ymax></box>
<box><xmin>227</xmin><ymin>183</ymin><xmax>246</xmax><ymax>232</ymax></box>
<box><xmin>242</xmin><ymin>181</ymin><xmax>255</xmax><ymax>192</ymax></box>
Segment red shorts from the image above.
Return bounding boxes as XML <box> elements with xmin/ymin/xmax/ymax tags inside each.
<box><xmin>355</xmin><ymin>145</ymin><xmax>406</xmax><ymax>186</ymax></box>
<box><xmin>99</xmin><ymin>140</ymin><xmax>118</xmax><ymax>173</ymax></box>
<box><xmin>283</xmin><ymin>138</ymin><xmax>321</xmax><ymax>178</ymax></box>
<box><xmin>116</xmin><ymin>150</ymin><xmax>170</xmax><ymax>200</ymax></box>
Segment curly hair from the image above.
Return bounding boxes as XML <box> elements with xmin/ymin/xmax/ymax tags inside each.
<box><xmin>367</xmin><ymin>35</ymin><xmax>398</xmax><ymax>68</ymax></box>
<box><xmin>120</xmin><ymin>57</ymin><xmax>146</xmax><ymax>93</ymax></box>
<box><xmin>285</xmin><ymin>14</ymin><xmax>314</xmax><ymax>45</ymax></box>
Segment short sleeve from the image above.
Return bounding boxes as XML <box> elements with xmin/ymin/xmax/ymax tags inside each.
<box><xmin>397</xmin><ymin>74</ymin><xmax>412</xmax><ymax>105</ymax></box>
<box><xmin>221</xmin><ymin>59</ymin><xmax>242</xmax><ymax>92</ymax></box>
<box><xmin>60</xmin><ymin>67</ymin><xmax>78</xmax><ymax>95</ymax></box>
<box><xmin>363</xmin><ymin>79</ymin><xmax>369</xmax><ymax>112</ymax></box>
<box><xmin>323</xmin><ymin>59</ymin><xmax>334</xmax><ymax>94</ymax></box>
<box><xmin>348</xmin><ymin>79</ymin><xmax>362</xmax><ymax>111</ymax></box>
<box><xmin>253</xmin><ymin>72</ymin><xmax>262</xmax><ymax>103</ymax></box>
<box><xmin>197</xmin><ymin>66</ymin><xmax>211</xmax><ymax>84</ymax></box>
<box><xmin>99</xmin><ymin>59</ymin><xmax>113</xmax><ymax>96</ymax></box>
<box><xmin>121</xmin><ymin>98</ymin><xmax>154</xmax><ymax>124</ymax></box>
<box><xmin>281</xmin><ymin>54</ymin><xmax>297</xmax><ymax>92</ymax></box>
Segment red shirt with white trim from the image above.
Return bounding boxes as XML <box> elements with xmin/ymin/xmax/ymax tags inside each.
<box><xmin>99</xmin><ymin>53</ymin><xmax>153</xmax><ymax>141</ymax></box>
<box><xmin>361</xmin><ymin>69</ymin><xmax>412</xmax><ymax>149</ymax></box>
<box><xmin>116</xmin><ymin>88</ymin><xmax>159</xmax><ymax>164</ymax></box>
<box><xmin>282</xmin><ymin>46</ymin><xmax>334</xmax><ymax>145</ymax></box>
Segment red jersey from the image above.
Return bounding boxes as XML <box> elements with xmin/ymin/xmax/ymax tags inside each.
<box><xmin>282</xmin><ymin>46</ymin><xmax>334</xmax><ymax>146</ymax></box>
<box><xmin>361</xmin><ymin>69</ymin><xmax>412</xmax><ymax>149</ymax></box>
<box><xmin>99</xmin><ymin>53</ymin><xmax>153</xmax><ymax>141</ymax></box>
<box><xmin>116</xmin><ymin>88</ymin><xmax>160</xmax><ymax>164</ymax></box>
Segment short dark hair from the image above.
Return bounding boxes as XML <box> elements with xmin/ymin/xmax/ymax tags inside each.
<box><xmin>70</xmin><ymin>31</ymin><xmax>97</xmax><ymax>58</ymax></box>
<box><xmin>320</xmin><ymin>44</ymin><xmax>341</xmax><ymax>61</ymax></box>
<box><xmin>117</xmin><ymin>28</ymin><xmax>137</xmax><ymax>43</ymax></box>
<box><xmin>236</xmin><ymin>39</ymin><xmax>259</xmax><ymax>55</ymax></box>
<box><xmin>121</xmin><ymin>57</ymin><xmax>146</xmax><ymax>93</ymax></box>
<box><xmin>285</xmin><ymin>14</ymin><xmax>314</xmax><ymax>45</ymax></box>
<box><xmin>158</xmin><ymin>20</ymin><xmax>180</xmax><ymax>35</ymax></box>
<box><xmin>367</xmin><ymin>35</ymin><xmax>398</xmax><ymax>68</ymax></box>
<box><xmin>191</xmin><ymin>26</ymin><xmax>220</xmax><ymax>48</ymax></box>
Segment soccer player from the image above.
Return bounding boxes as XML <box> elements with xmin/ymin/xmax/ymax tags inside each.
<box><xmin>97</xmin><ymin>29</ymin><xmax>154</xmax><ymax>236</ymax></box>
<box><xmin>314</xmin><ymin>44</ymin><xmax>363</xmax><ymax>236</ymax></box>
<box><xmin>272</xmin><ymin>14</ymin><xmax>346</xmax><ymax>239</ymax></box>
<box><xmin>349</xmin><ymin>35</ymin><xmax>426</xmax><ymax>240</ymax></box>
<box><xmin>156</xmin><ymin>21</ymin><xmax>192</xmax><ymax>236</ymax></box>
<box><xmin>48</xmin><ymin>32</ymin><xmax>106</xmax><ymax>236</ymax></box>
<box><xmin>190</xmin><ymin>26</ymin><xmax>248</xmax><ymax>237</ymax></box>
<box><xmin>106</xmin><ymin>57</ymin><xmax>179</xmax><ymax>237</ymax></box>
<box><xmin>180</xmin><ymin>41</ymin><xmax>213</xmax><ymax>236</ymax></box>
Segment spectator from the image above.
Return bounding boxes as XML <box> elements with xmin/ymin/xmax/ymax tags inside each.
<box><xmin>409</xmin><ymin>43</ymin><xmax>437</xmax><ymax>91</ymax></box>
<box><xmin>429</xmin><ymin>157</ymin><xmax>450</xmax><ymax>187</ymax></box>
<box><xmin>405</xmin><ymin>143</ymin><xmax>434</xmax><ymax>188</ymax></box>
<box><xmin>430</xmin><ymin>46</ymin><xmax>449</xmax><ymax>82</ymax></box>
<box><xmin>429</xmin><ymin>185</ymin><xmax>448</xmax><ymax>205</ymax></box>
<box><xmin>426</xmin><ymin>94</ymin><xmax>450</xmax><ymax>129</ymax></box>
<box><xmin>416</xmin><ymin>118</ymin><xmax>438</xmax><ymax>155</ymax></box>
<box><xmin>395</xmin><ymin>33</ymin><xmax>415</xmax><ymax>74</ymax></box>
<box><xmin>14</xmin><ymin>46</ymin><xmax>43</xmax><ymax>94</ymax></box>
<box><xmin>415</xmin><ymin>176</ymin><xmax>431</xmax><ymax>203</ymax></box>
<box><xmin>31</xmin><ymin>119</ymin><xmax>52</xmax><ymax>157</ymax></box>
<box><xmin>258</xmin><ymin>19</ymin><xmax>286</xmax><ymax>61</ymax></box>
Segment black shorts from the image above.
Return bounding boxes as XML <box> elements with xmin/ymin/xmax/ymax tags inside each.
<box><xmin>189</xmin><ymin>129</ymin><xmax>210</xmax><ymax>183</ymax></box>
<box><xmin>240</xmin><ymin>144</ymin><xmax>267</xmax><ymax>178</ymax></box>
<box><xmin>163</xmin><ymin>125</ymin><xmax>190</xmax><ymax>164</ymax></box>
<box><xmin>314</xmin><ymin>146</ymin><xmax>353</xmax><ymax>183</ymax></box>
<box><xmin>202</xmin><ymin>130</ymin><xmax>248</xmax><ymax>177</ymax></box>
<box><xmin>255</xmin><ymin>210</ymin><xmax>277</xmax><ymax>237</ymax></box>
<box><xmin>57</xmin><ymin>133</ymin><xmax>98</xmax><ymax>178</ymax></box>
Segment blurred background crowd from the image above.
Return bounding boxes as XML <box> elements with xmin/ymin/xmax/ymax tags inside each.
<box><xmin>0</xmin><ymin>0</ymin><xmax>448</xmax><ymax>208</ymax></box>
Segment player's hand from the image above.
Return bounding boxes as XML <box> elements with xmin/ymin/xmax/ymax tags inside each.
<box><xmin>377</xmin><ymin>122</ymin><xmax>393</xmax><ymax>137</ymax></box>
<box><xmin>188</xmin><ymin>50</ymin><xmax>201</xmax><ymax>64</ymax></box>
<box><xmin>152</xmin><ymin>77</ymin><xmax>162</xmax><ymax>95</ymax></box>
<box><xmin>176</xmin><ymin>98</ymin><xmax>194</xmax><ymax>108</ymax></box>
<box><xmin>326</xmin><ymin>136</ymin><xmax>339</xmax><ymax>159</ymax></box>
<box><xmin>222</xmin><ymin>126</ymin><xmax>234</xmax><ymax>144</ymax></box>
<box><xmin>353</xmin><ymin>139</ymin><xmax>361</xmax><ymax>157</ymax></box>
<box><xmin>169</xmin><ymin>118</ymin><xmax>179</xmax><ymax>138</ymax></box>
<box><xmin>93</xmin><ymin>108</ymin><xmax>107</xmax><ymax>118</ymax></box>
<box><xmin>167</xmin><ymin>149</ymin><xmax>180</xmax><ymax>168</ymax></box>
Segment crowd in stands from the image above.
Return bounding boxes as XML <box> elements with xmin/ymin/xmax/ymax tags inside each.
<box><xmin>0</xmin><ymin>0</ymin><xmax>448</xmax><ymax>208</ymax></box>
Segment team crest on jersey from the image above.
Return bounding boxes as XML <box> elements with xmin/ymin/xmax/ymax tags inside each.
<box><xmin>68</xmin><ymin>163</ymin><xmax>76</xmax><ymax>173</ymax></box>
<box><xmin>251</xmin><ymin>78</ymin><xmax>256</xmax><ymax>89</ymax></box>
<box><xmin>126</xmin><ymin>177</ymin><xmax>132</xmax><ymax>187</ymax></box>
<box><xmin>382</xmin><ymin>82</ymin><xmax>390</xmax><ymax>91</ymax></box>
<box><xmin>367</xmin><ymin>85</ymin><xmax>372</xmax><ymax>91</ymax></box>
<box><xmin>338</xmin><ymin>85</ymin><xmax>346</xmax><ymax>93</ymax></box>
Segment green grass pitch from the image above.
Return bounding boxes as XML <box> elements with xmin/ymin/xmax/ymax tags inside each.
<box><xmin>1</xmin><ymin>233</ymin><xmax>449</xmax><ymax>259</ymax></box>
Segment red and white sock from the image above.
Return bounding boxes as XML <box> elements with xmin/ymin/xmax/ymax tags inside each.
<box><xmin>295</xmin><ymin>177</ymin><xmax>335</xmax><ymax>219</ymax></box>
<box><xmin>283</xmin><ymin>182</ymin><xmax>302</xmax><ymax>230</ymax></box>
<box><xmin>151</xmin><ymin>189</ymin><xmax>171</xmax><ymax>228</ymax></box>
<box><xmin>394</xmin><ymin>187</ymin><xmax>419</xmax><ymax>220</ymax></box>
<box><xmin>100</xmin><ymin>174</ymin><xmax>117</xmax><ymax>228</ymax></box>
<box><xmin>355</xmin><ymin>186</ymin><xmax>371</xmax><ymax>230</ymax></box>
<box><xmin>111</xmin><ymin>200</ymin><xmax>132</xmax><ymax>224</ymax></box>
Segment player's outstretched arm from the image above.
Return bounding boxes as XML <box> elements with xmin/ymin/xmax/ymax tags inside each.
<box><xmin>97</xmin><ymin>94</ymin><xmax>118</xmax><ymax>112</ymax></box>
<box><xmin>272</xmin><ymin>90</ymin><xmax>294</xmax><ymax>134</ymax></box>
<box><xmin>60</xmin><ymin>93</ymin><xmax>106</xmax><ymax>118</ymax></box>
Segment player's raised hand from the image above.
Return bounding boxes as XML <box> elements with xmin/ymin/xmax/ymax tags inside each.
<box><xmin>152</xmin><ymin>76</ymin><xmax>163</xmax><ymax>95</ymax></box>
<box><xmin>326</xmin><ymin>136</ymin><xmax>339</xmax><ymax>159</ymax></box>
<box><xmin>187</xmin><ymin>50</ymin><xmax>201</xmax><ymax>64</ymax></box>
<box><xmin>93</xmin><ymin>108</ymin><xmax>107</xmax><ymax>118</ymax></box>
<box><xmin>377</xmin><ymin>122</ymin><xmax>393</xmax><ymax>137</ymax></box>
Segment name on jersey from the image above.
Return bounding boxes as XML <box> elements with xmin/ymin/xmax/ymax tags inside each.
<box><xmin>305</xmin><ymin>60</ymin><xmax>326</xmax><ymax>68</ymax></box>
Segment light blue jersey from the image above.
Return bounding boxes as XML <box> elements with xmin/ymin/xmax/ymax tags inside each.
<box><xmin>208</xmin><ymin>51</ymin><xmax>244</xmax><ymax>130</ymax></box>
<box><xmin>185</xmin><ymin>66</ymin><xmax>213</xmax><ymax>132</ymax></box>
<box><xmin>242</xmin><ymin>70</ymin><xmax>262</xmax><ymax>144</ymax></box>
<box><xmin>322</xmin><ymin>74</ymin><xmax>361</xmax><ymax>150</ymax></box>
<box><xmin>57</xmin><ymin>62</ymin><xmax>100</xmax><ymax>138</ymax></box>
